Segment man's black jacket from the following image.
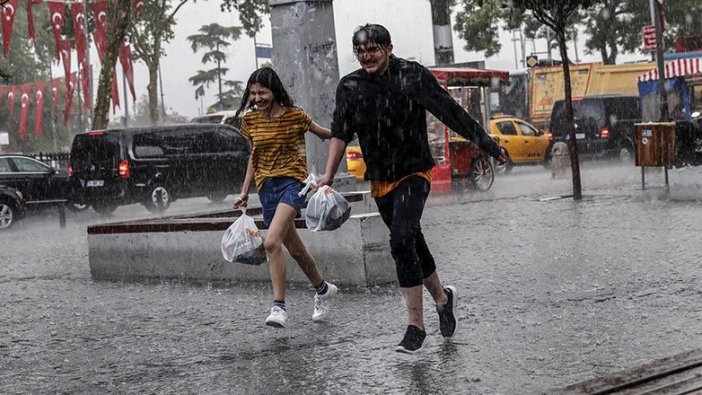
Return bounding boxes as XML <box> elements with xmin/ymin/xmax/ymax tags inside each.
<box><xmin>331</xmin><ymin>55</ymin><xmax>501</xmax><ymax>182</ymax></box>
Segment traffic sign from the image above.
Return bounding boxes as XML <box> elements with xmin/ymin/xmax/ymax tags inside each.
<box><xmin>643</xmin><ymin>25</ymin><xmax>656</xmax><ymax>52</ymax></box>
<box><xmin>526</xmin><ymin>55</ymin><xmax>539</xmax><ymax>68</ymax></box>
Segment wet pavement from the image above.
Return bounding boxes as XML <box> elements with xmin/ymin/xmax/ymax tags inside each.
<box><xmin>2</xmin><ymin>162</ymin><xmax>702</xmax><ymax>394</ymax></box>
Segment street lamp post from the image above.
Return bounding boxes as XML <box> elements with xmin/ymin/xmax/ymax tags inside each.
<box><xmin>652</xmin><ymin>0</ymin><xmax>668</xmax><ymax>121</ymax></box>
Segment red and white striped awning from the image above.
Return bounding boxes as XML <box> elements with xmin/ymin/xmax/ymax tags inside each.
<box><xmin>637</xmin><ymin>57</ymin><xmax>702</xmax><ymax>82</ymax></box>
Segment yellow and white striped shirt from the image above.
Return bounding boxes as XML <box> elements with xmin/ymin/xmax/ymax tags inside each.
<box><xmin>240</xmin><ymin>107</ymin><xmax>312</xmax><ymax>190</ymax></box>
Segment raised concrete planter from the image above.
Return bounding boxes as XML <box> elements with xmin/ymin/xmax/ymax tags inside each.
<box><xmin>668</xmin><ymin>166</ymin><xmax>702</xmax><ymax>200</ymax></box>
<box><xmin>87</xmin><ymin>192</ymin><xmax>395</xmax><ymax>287</ymax></box>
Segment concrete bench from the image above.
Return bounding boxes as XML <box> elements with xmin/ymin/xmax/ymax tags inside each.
<box><xmin>87</xmin><ymin>191</ymin><xmax>396</xmax><ymax>287</ymax></box>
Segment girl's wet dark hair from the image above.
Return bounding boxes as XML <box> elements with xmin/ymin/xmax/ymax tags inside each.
<box><xmin>235</xmin><ymin>67</ymin><xmax>294</xmax><ymax>119</ymax></box>
<box><xmin>352</xmin><ymin>24</ymin><xmax>392</xmax><ymax>47</ymax></box>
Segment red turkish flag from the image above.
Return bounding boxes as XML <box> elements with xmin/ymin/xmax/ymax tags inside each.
<box><xmin>63</xmin><ymin>72</ymin><xmax>76</xmax><ymax>125</ymax></box>
<box><xmin>72</xmin><ymin>3</ymin><xmax>87</xmax><ymax>67</ymax></box>
<box><xmin>59</xmin><ymin>38</ymin><xmax>72</xmax><ymax>90</ymax></box>
<box><xmin>52</xmin><ymin>78</ymin><xmax>61</xmax><ymax>109</ymax></box>
<box><xmin>26</xmin><ymin>0</ymin><xmax>43</xmax><ymax>43</ymax></box>
<box><xmin>18</xmin><ymin>84</ymin><xmax>32</xmax><ymax>140</ymax></box>
<box><xmin>119</xmin><ymin>43</ymin><xmax>136</xmax><ymax>102</ymax></box>
<box><xmin>6</xmin><ymin>85</ymin><xmax>16</xmax><ymax>118</ymax></box>
<box><xmin>92</xmin><ymin>0</ymin><xmax>108</xmax><ymax>58</ymax></box>
<box><xmin>48</xmin><ymin>1</ymin><xmax>64</xmax><ymax>62</ymax></box>
<box><xmin>34</xmin><ymin>81</ymin><xmax>46</xmax><ymax>136</ymax></box>
<box><xmin>2</xmin><ymin>0</ymin><xmax>18</xmax><ymax>58</ymax></box>
<box><xmin>134</xmin><ymin>0</ymin><xmax>144</xmax><ymax>13</ymax></box>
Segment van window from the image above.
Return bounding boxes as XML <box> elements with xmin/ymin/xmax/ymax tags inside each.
<box><xmin>133</xmin><ymin>132</ymin><xmax>165</xmax><ymax>158</ymax></box>
<box><xmin>215</xmin><ymin>129</ymin><xmax>246</xmax><ymax>153</ymax></box>
<box><xmin>160</xmin><ymin>130</ymin><xmax>196</xmax><ymax>155</ymax></box>
<box><xmin>71</xmin><ymin>133</ymin><xmax>121</xmax><ymax>165</ymax></box>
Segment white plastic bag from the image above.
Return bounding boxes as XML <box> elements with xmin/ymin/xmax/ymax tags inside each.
<box><xmin>305</xmin><ymin>185</ymin><xmax>351</xmax><ymax>232</ymax></box>
<box><xmin>221</xmin><ymin>209</ymin><xmax>267</xmax><ymax>265</ymax></box>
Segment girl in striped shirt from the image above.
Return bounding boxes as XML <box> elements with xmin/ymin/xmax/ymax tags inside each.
<box><xmin>233</xmin><ymin>67</ymin><xmax>337</xmax><ymax>328</ymax></box>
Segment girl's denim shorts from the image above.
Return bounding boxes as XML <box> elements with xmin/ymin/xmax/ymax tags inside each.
<box><xmin>258</xmin><ymin>177</ymin><xmax>306</xmax><ymax>226</ymax></box>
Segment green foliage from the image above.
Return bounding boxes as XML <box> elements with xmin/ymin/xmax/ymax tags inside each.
<box><xmin>219</xmin><ymin>0</ymin><xmax>269</xmax><ymax>37</ymax></box>
<box><xmin>187</xmin><ymin>23</ymin><xmax>242</xmax><ymax>110</ymax></box>
<box><xmin>455</xmin><ymin>0</ymin><xmax>702</xmax><ymax>65</ymax></box>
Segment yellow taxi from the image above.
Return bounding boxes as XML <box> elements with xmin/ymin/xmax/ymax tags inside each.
<box><xmin>345</xmin><ymin>145</ymin><xmax>366</xmax><ymax>181</ymax></box>
<box><xmin>488</xmin><ymin>115</ymin><xmax>551</xmax><ymax>173</ymax></box>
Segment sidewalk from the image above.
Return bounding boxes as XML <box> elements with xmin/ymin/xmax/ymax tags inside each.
<box><xmin>2</xmin><ymin>164</ymin><xmax>702</xmax><ymax>394</ymax></box>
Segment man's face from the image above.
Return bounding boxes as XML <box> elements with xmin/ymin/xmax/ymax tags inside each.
<box><xmin>354</xmin><ymin>42</ymin><xmax>393</xmax><ymax>75</ymax></box>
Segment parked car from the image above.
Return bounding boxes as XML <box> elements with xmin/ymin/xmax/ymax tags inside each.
<box><xmin>0</xmin><ymin>154</ymin><xmax>73</xmax><ymax>210</ymax></box>
<box><xmin>190</xmin><ymin>111</ymin><xmax>239</xmax><ymax>127</ymax></box>
<box><xmin>549</xmin><ymin>95</ymin><xmax>641</xmax><ymax>161</ymax></box>
<box><xmin>488</xmin><ymin>115</ymin><xmax>551</xmax><ymax>173</ymax></box>
<box><xmin>0</xmin><ymin>185</ymin><xmax>26</xmax><ymax>230</ymax></box>
<box><xmin>345</xmin><ymin>144</ymin><xmax>366</xmax><ymax>181</ymax></box>
<box><xmin>69</xmin><ymin>123</ymin><xmax>250</xmax><ymax>214</ymax></box>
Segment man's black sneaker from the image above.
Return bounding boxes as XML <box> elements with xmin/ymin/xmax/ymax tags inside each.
<box><xmin>437</xmin><ymin>286</ymin><xmax>457</xmax><ymax>339</ymax></box>
<box><xmin>395</xmin><ymin>325</ymin><xmax>427</xmax><ymax>354</ymax></box>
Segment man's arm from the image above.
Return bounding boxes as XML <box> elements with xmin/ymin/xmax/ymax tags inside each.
<box><xmin>318</xmin><ymin>137</ymin><xmax>347</xmax><ymax>187</ymax></box>
<box><xmin>418</xmin><ymin>68</ymin><xmax>502</xmax><ymax>160</ymax></box>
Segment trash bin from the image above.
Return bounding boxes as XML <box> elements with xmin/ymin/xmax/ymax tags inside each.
<box><xmin>634</xmin><ymin>122</ymin><xmax>676</xmax><ymax>167</ymax></box>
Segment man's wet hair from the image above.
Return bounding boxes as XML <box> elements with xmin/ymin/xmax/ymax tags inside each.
<box><xmin>352</xmin><ymin>24</ymin><xmax>392</xmax><ymax>47</ymax></box>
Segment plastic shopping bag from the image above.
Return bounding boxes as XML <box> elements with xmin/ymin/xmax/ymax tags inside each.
<box><xmin>221</xmin><ymin>210</ymin><xmax>267</xmax><ymax>265</ymax></box>
<box><xmin>305</xmin><ymin>185</ymin><xmax>351</xmax><ymax>232</ymax></box>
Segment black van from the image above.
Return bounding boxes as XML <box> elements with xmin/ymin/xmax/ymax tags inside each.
<box><xmin>549</xmin><ymin>95</ymin><xmax>641</xmax><ymax>161</ymax></box>
<box><xmin>69</xmin><ymin>124</ymin><xmax>249</xmax><ymax>214</ymax></box>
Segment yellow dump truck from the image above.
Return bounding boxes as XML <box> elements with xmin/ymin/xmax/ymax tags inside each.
<box><xmin>529</xmin><ymin>62</ymin><xmax>655</xmax><ymax>131</ymax></box>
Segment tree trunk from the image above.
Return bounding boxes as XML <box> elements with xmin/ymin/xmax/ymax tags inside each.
<box><xmin>558</xmin><ymin>28</ymin><xmax>582</xmax><ymax>201</ymax></box>
<box><xmin>93</xmin><ymin>0</ymin><xmax>132</xmax><ymax>130</ymax></box>
<box><xmin>147</xmin><ymin>60</ymin><xmax>160</xmax><ymax>125</ymax></box>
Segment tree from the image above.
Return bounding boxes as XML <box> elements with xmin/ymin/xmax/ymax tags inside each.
<box><xmin>510</xmin><ymin>0</ymin><xmax>597</xmax><ymax>201</ymax></box>
<box><xmin>187</xmin><ymin>23</ymin><xmax>242</xmax><ymax>111</ymax></box>
<box><xmin>93</xmin><ymin>0</ymin><xmax>133</xmax><ymax>130</ymax></box>
<box><xmin>130</xmin><ymin>0</ymin><xmax>193</xmax><ymax>126</ymax></box>
<box><xmin>219</xmin><ymin>0</ymin><xmax>269</xmax><ymax>37</ymax></box>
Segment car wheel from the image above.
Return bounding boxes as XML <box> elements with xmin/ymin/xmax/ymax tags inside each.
<box><xmin>93</xmin><ymin>202</ymin><xmax>118</xmax><ymax>215</ymax></box>
<box><xmin>0</xmin><ymin>201</ymin><xmax>17</xmax><ymax>230</ymax></box>
<box><xmin>471</xmin><ymin>154</ymin><xmax>495</xmax><ymax>192</ymax></box>
<box><xmin>618</xmin><ymin>143</ymin><xmax>634</xmax><ymax>162</ymax></box>
<box><xmin>495</xmin><ymin>150</ymin><xmax>513</xmax><ymax>175</ymax></box>
<box><xmin>207</xmin><ymin>192</ymin><xmax>228</xmax><ymax>203</ymax></box>
<box><xmin>144</xmin><ymin>184</ymin><xmax>171</xmax><ymax>214</ymax></box>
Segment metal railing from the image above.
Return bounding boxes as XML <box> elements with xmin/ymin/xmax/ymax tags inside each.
<box><xmin>28</xmin><ymin>152</ymin><xmax>71</xmax><ymax>170</ymax></box>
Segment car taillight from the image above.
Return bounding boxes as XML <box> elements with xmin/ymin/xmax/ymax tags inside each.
<box><xmin>118</xmin><ymin>160</ymin><xmax>130</xmax><ymax>179</ymax></box>
<box><xmin>67</xmin><ymin>164</ymin><xmax>73</xmax><ymax>177</ymax></box>
<box><xmin>600</xmin><ymin>127</ymin><xmax>610</xmax><ymax>139</ymax></box>
<box><xmin>346</xmin><ymin>151</ymin><xmax>363</xmax><ymax>160</ymax></box>
<box><xmin>87</xmin><ymin>131</ymin><xmax>104</xmax><ymax>136</ymax></box>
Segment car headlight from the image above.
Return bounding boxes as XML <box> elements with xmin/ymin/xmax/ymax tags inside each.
<box><xmin>14</xmin><ymin>190</ymin><xmax>23</xmax><ymax>199</ymax></box>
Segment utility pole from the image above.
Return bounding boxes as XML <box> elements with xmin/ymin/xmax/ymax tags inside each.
<box><xmin>429</xmin><ymin>0</ymin><xmax>454</xmax><ymax>66</ymax></box>
<box><xmin>82</xmin><ymin>0</ymin><xmax>93</xmax><ymax>128</ymax></box>
<box><xmin>158</xmin><ymin>64</ymin><xmax>166</xmax><ymax>124</ymax></box>
<box><xmin>269</xmin><ymin>0</ymin><xmax>342</xmax><ymax>174</ymax></box>
<box><xmin>653</xmin><ymin>0</ymin><xmax>668</xmax><ymax>121</ymax></box>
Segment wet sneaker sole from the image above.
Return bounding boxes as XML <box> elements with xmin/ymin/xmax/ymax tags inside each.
<box><xmin>265</xmin><ymin>320</ymin><xmax>286</xmax><ymax>328</ymax></box>
<box><xmin>395</xmin><ymin>337</ymin><xmax>430</xmax><ymax>354</ymax></box>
